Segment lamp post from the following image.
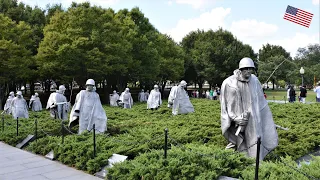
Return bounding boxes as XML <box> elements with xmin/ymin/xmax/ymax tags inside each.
<box><xmin>300</xmin><ymin>67</ymin><xmax>305</xmax><ymax>86</ymax></box>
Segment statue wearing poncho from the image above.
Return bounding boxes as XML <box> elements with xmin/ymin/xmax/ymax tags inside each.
<box><xmin>4</xmin><ymin>91</ymin><xmax>14</xmax><ymax>114</ymax></box>
<box><xmin>29</xmin><ymin>93</ymin><xmax>42</xmax><ymax>112</ymax></box>
<box><xmin>119</xmin><ymin>88</ymin><xmax>133</xmax><ymax>109</ymax></box>
<box><xmin>11</xmin><ymin>91</ymin><xmax>29</xmax><ymax>119</ymax></box>
<box><xmin>46</xmin><ymin>85</ymin><xmax>68</xmax><ymax>120</ymax></box>
<box><xmin>170</xmin><ymin>80</ymin><xmax>194</xmax><ymax>115</ymax></box>
<box><xmin>138</xmin><ymin>89</ymin><xmax>147</xmax><ymax>102</ymax></box>
<box><xmin>220</xmin><ymin>57</ymin><xmax>278</xmax><ymax>160</ymax></box>
<box><xmin>110</xmin><ymin>90</ymin><xmax>120</xmax><ymax>107</ymax></box>
<box><xmin>147</xmin><ymin>85</ymin><xmax>162</xmax><ymax>110</ymax></box>
<box><xmin>69</xmin><ymin>79</ymin><xmax>107</xmax><ymax>134</ymax></box>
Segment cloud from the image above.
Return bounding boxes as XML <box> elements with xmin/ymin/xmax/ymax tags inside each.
<box><xmin>263</xmin><ymin>33</ymin><xmax>319</xmax><ymax>57</ymax></box>
<box><xmin>166</xmin><ymin>7</ymin><xmax>231</xmax><ymax>42</ymax></box>
<box><xmin>175</xmin><ymin>0</ymin><xmax>213</xmax><ymax>9</ymax></box>
<box><xmin>167</xmin><ymin>1</ymin><xmax>173</xmax><ymax>6</ymax></box>
<box><xmin>312</xmin><ymin>0</ymin><xmax>319</xmax><ymax>5</ymax></box>
<box><xmin>230</xmin><ymin>19</ymin><xmax>278</xmax><ymax>40</ymax></box>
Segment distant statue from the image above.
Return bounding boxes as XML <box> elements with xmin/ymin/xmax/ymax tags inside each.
<box><xmin>119</xmin><ymin>88</ymin><xmax>133</xmax><ymax>109</ymax></box>
<box><xmin>168</xmin><ymin>80</ymin><xmax>194</xmax><ymax>115</ymax></box>
<box><xmin>220</xmin><ymin>57</ymin><xmax>278</xmax><ymax>160</ymax></box>
<box><xmin>144</xmin><ymin>90</ymin><xmax>150</xmax><ymax>101</ymax></box>
<box><xmin>110</xmin><ymin>90</ymin><xmax>120</xmax><ymax>107</ymax></box>
<box><xmin>3</xmin><ymin>91</ymin><xmax>14</xmax><ymax>114</ymax></box>
<box><xmin>69</xmin><ymin>79</ymin><xmax>107</xmax><ymax>134</ymax></box>
<box><xmin>29</xmin><ymin>92</ymin><xmax>42</xmax><ymax>111</ymax></box>
<box><xmin>138</xmin><ymin>89</ymin><xmax>147</xmax><ymax>102</ymax></box>
<box><xmin>46</xmin><ymin>85</ymin><xmax>68</xmax><ymax>120</ymax></box>
<box><xmin>11</xmin><ymin>91</ymin><xmax>29</xmax><ymax>119</ymax></box>
<box><xmin>147</xmin><ymin>85</ymin><xmax>162</xmax><ymax>110</ymax></box>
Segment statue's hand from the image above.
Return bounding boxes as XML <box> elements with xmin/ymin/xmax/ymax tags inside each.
<box><xmin>242</xmin><ymin>111</ymin><xmax>250</xmax><ymax>120</ymax></box>
<box><xmin>234</xmin><ymin>117</ymin><xmax>248</xmax><ymax>126</ymax></box>
<box><xmin>234</xmin><ymin>111</ymin><xmax>250</xmax><ymax>126</ymax></box>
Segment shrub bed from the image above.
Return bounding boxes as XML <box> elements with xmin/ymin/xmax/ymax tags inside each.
<box><xmin>1</xmin><ymin>99</ymin><xmax>319</xmax><ymax>179</ymax></box>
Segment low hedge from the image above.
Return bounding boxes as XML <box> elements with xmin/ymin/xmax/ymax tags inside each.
<box><xmin>0</xmin><ymin>99</ymin><xmax>319</xmax><ymax>179</ymax></box>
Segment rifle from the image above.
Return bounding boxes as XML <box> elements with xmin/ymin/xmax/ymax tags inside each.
<box><xmin>275</xmin><ymin>124</ymin><xmax>289</xmax><ymax>131</ymax></box>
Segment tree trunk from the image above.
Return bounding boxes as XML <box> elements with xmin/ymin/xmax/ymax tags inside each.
<box><xmin>161</xmin><ymin>81</ymin><xmax>166</xmax><ymax>98</ymax></box>
<box><xmin>117</xmin><ymin>76</ymin><xmax>127</xmax><ymax>93</ymax></box>
<box><xmin>197</xmin><ymin>79</ymin><xmax>204</xmax><ymax>92</ymax></box>
<box><xmin>30</xmin><ymin>81</ymin><xmax>35</xmax><ymax>95</ymax></box>
<box><xmin>272</xmin><ymin>79</ymin><xmax>275</xmax><ymax>90</ymax></box>
<box><xmin>0</xmin><ymin>84</ymin><xmax>5</xmax><ymax>110</ymax></box>
<box><xmin>105</xmin><ymin>81</ymin><xmax>111</xmax><ymax>105</ymax></box>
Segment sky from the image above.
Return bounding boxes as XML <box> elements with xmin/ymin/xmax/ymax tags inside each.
<box><xmin>19</xmin><ymin>0</ymin><xmax>320</xmax><ymax>57</ymax></box>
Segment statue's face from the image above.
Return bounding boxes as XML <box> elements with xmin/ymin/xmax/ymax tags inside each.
<box><xmin>86</xmin><ymin>85</ymin><xmax>94</xmax><ymax>91</ymax></box>
<box><xmin>241</xmin><ymin>67</ymin><xmax>254</xmax><ymax>80</ymax></box>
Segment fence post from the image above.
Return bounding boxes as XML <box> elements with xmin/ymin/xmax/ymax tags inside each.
<box><xmin>16</xmin><ymin>117</ymin><xmax>19</xmax><ymax>136</ymax></box>
<box><xmin>35</xmin><ymin>119</ymin><xmax>38</xmax><ymax>141</ymax></box>
<box><xmin>284</xmin><ymin>96</ymin><xmax>286</xmax><ymax>104</ymax></box>
<box><xmin>164</xmin><ymin>128</ymin><xmax>168</xmax><ymax>159</ymax></box>
<box><xmin>2</xmin><ymin>115</ymin><xmax>4</xmax><ymax>132</ymax></box>
<box><xmin>255</xmin><ymin>136</ymin><xmax>261</xmax><ymax>180</ymax></box>
<box><xmin>93</xmin><ymin>124</ymin><xmax>96</xmax><ymax>158</ymax></box>
<box><xmin>61</xmin><ymin>120</ymin><xmax>64</xmax><ymax>144</ymax></box>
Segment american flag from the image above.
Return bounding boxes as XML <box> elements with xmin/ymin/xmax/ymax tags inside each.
<box><xmin>283</xmin><ymin>5</ymin><xmax>313</xmax><ymax>28</ymax></box>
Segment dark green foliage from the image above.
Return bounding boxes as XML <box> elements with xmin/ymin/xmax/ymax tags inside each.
<box><xmin>107</xmin><ymin>145</ymin><xmax>255</xmax><ymax>180</ymax></box>
<box><xmin>241</xmin><ymin>156</ymin><xmax>320</xmax><ymax>180</ymax></box>
<box><xmin>1</xmin><ymin>100</ymin><xmax>320</xmax><ymax>178</ymax></box>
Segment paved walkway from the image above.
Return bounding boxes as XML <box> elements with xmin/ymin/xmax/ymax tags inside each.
<box><xmin>267</xmin><ymin>100</ymin><xmax>315</xmax><ymax>104</ymax></box>
<box><xmin>0</xmin><ymin>142</ymin><xmax>101</xmax><ymax>180</ymax></box>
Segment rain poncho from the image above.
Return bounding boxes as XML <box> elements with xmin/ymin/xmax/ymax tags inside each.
<box><xmin>171</xmin><ymin>86</ymin><xmax>194</xmax><ymax>115</ymax></box>
<box><xmin>168</xmin><ymin>86</ymin><xmax>178</xmax><ymax>108</ymax></box>
<box><xmin>147</xmin><ymin>89</ymin><xmax>162</xmax><ymax>109</ymax></box>
<box><xmin>4</xmin><ymin>94</ymin><xmax>14</xmax><ymax>114</ymax></box>
<box><xmin>138</xmin><ymin>91</ymin><xmax>147</xmax><ymax>102</ymax></box>
<box><xmin>46</xmin><ymin>91</ymin><xmax>68</xmax><ymax>120</ymax></box>
<box><xmin>220</xmin><ymin>69</ymin><xmax>278</xmax><ymax>160</ymax></box>
<box><xmin>110</xmin><ymin>91</ymin><xmax>120</xmax><ymax>107</ymax></box>
<box><xmin>11</xmin><ymin>97</ymin><xmax>29</xmax><ymax>119</ymax></box>
<box><xmin>69</xmin><ymin>90</ymin><xmax>107</xmax><ymax>134</ymax></box>
<box><xmin>144</xmin><ymin>91</ymin><xmax>149</xmax><ymax>101</ymax></box>
<box><xmin>29</xmin><ymin>95</ymin><xmax>42</xmax><ymax>111</ymax></box>
<box><xmin>119</xmin><ymin>89</ymin><xmax>133</xmax><ymax>109</ymax></box>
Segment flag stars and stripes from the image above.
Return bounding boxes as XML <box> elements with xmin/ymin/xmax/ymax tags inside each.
<box><xmin>283</xmin><ymin>5</ymin><xmax>313</xmax><ymax>28</ymax></box>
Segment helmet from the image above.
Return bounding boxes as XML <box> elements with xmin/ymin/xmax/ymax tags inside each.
<box><xmin>125</xmin><ymin>88</ymin><xmax>130</xmax><ymax>92</ymax></box>
<box><xmin>16</xmin><ymin>91</ymin><xmax>22</xmax><ymax>96</ymax></box>
<box><xmin>180</xmin><ymin>80</ymin><xmax>187</xmax><ymax>86</ymax></box>
<box><xmin>113</xmin><ymin>90</ymin><xmax>117</xmax><ymax>93</ymax></box>
<box><xmin>9</xmin><ymin>91</ymin><xmax>14</xmax><ymax>96</ymax></box>
<box><xmin>239</xmin><ymin>57</ymin><xmax>255</xmax><ymax>69</ymax></box>
<box><xmin>35</xmin><ymin>92</ymin><xmax>39</xmax><ymax>96</ymax></box>
<box><xmin>154</xmin><ymin>85</ymin><xmax>159</xmax><ymax>89</ymax></box>
<box><xmin>59</xmin><ymin>85</ymin><xmax>66</xmax><ymax>91</ymax></box>
<box><xmin>86</xmin><ymin>79</ymin><xmax>95</xmax><ymax>86</ymax></box>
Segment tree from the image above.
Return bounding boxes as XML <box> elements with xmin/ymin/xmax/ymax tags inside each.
<box><xmin>258</xmin><ymin>44</ymin><xmax>292</xmax><ymax>89</ymax></box>
<box><xmin>181</xmin><ymin>28</ymin><xmax>256</xmax><ymax>90</ymax></box>
<box><xmin>156</xmin><ymin>34</ymin><xmax>184</xmax><ymax>95</ymax></box>
<box><xmin>0</xmin><ymin>14</ymin><xmax>33</xmax><ymax>109</ymax></box>
<box><xmin>124</xmin><ymin>7</ymin><xmax>161</xmax><ymax>88</ymax></box>
<box><xmin>258</xmin><ymin>56</ymin><xmax>297</xmax><ymax>88</ymax></box>
<box><xmin>295</xmin><ymin>44</ymin><xmax>320</xmax><ymax>87</ymax></box>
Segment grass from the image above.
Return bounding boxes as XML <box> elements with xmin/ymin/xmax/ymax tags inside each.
<box><xmin>265</xmin><ymin>89</ymin><xmax>317</xmax><ymax>102</ymax></box>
